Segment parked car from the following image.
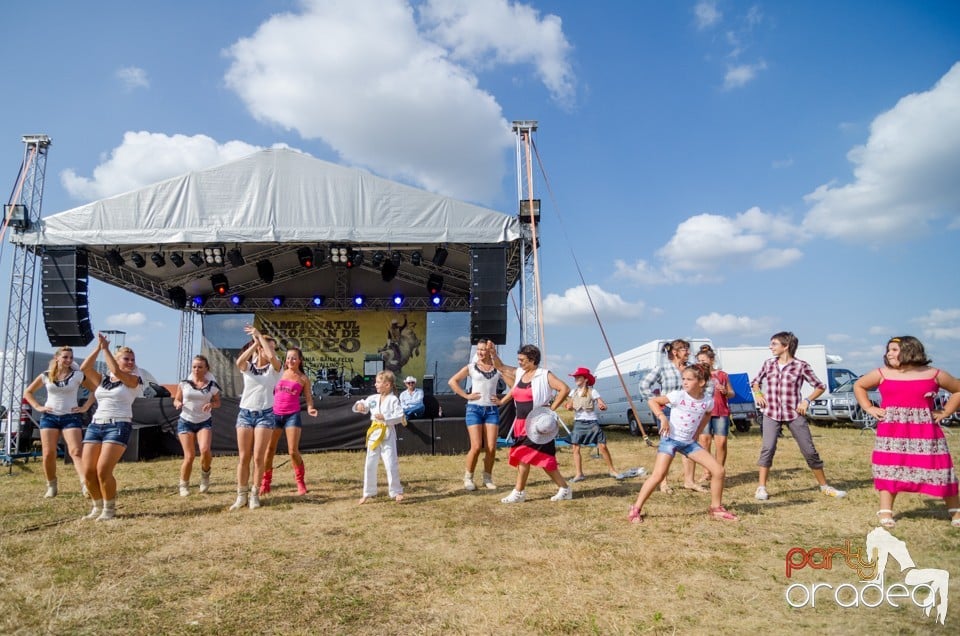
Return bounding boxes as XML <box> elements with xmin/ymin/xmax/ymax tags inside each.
<box><xmin>808</xmin><ymin>379</ymin><xmax>880</xmax><ymax>425</ymax></box>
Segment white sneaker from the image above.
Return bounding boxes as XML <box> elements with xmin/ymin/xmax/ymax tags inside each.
<box><xmin>820</xmin><ymin>485</ymin><xmax>847</xmax><ymax>498</ymax></box>
<box><xmin>755</xmin><ymin>486</ymin><xmax>769</xmax><ymax>501</ymax></box>
<box><xmin>550</xmin><ymin>486</ymin><xmax>573</xmax><ymax>501</ymax></box>
<box><xmin>500</xmin><ymin>489</ymin><xmax>525</xmax><ymax>504</ymax></box>
<box><xmin>482</xmin><ymin>472</ymin><xmax>496</xmax><ymax>490</ymax></box>
<box><xmin>463</xmin><ymin>472</ymin><xmax>476</xmax><ymax>491</ymax></box>
<box><xmin>44</xmin><ymin>480</ymin><xmax>58</xmax><ymax>498</ymax></box>
<box><xmin>96</xmin><ymin>506</ymin><xmax>116</xmax><ymax>522</ymax></box>
<box><xmin>199</xmin><ymin>469</ymin><xmax>211</xmax><ymax>494</ymax></box>
<box><xmin>179</xmin><ymin>482</ymin><xmax>190</xmax><ymax>497</ymax></box>
<box><xmin>81</xmin><ymin>482</ymin><xmax>90</xmax><ymax>498</ymax></box>
<box><xmin>228</xmin><ymin>493</ymin><xmax>248</xmax><ymax>511</ymax></box>
<box><xmin>249</xmin><ymin>491</ymin><xmax>261</xmax><ymax>509</ymax></box>
<box><xmin>83</xmin><ymin>502</ymin><xmax>103</xmax><ymax>520</ymax></box>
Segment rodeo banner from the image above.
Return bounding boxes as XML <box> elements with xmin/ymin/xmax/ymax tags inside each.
<box><xmin>200</xmin><ymin>311</ymin><xmax>426</xmax><ymax>399</ymax></box>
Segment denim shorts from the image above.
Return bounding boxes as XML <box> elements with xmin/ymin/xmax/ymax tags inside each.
<box><xmin>657</xmin><ymin>436</ymin><xmax>702</xmax><ymax>457</ymax></box>
<box><xmin>465</xmin><ymin>404</ymin><xmax>499</xmax><ymax>426</ymax></box>
<box><xmin>275</xmin><ymin>412</ymin><xmax>302</xmax><ymax>429</ymax></box>
<box><xmin>177</xmin><ymin>418</ymin><xmax>213</xmax><ymax>435</ymax></box>
<box><xmin>84</xmin><ymin>420</ymin><xmax>132</xmax><ymax>446</ymax></box>
<box><xmin>39</xmin><ymin>412</ymin><xmax>83</xmax><ymax>430</ymax></box>
<box><xmin>706</xmin><ymin>416</ymin><xmax>731</xmax><ymax>437</ymax></box>
<box><xmin>237</xmin><ymin>408</ymin><xmax>275</xmax><ymax>429</ymax></box>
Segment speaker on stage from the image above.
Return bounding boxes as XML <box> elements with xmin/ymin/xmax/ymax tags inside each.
<box><xmin>433</xmin><ymin>417</ymin><xmax>471</xmax><ymax>455</ymax></box>
<box><xmin>397</xmin><ymin>420</ymin><xmax>434</xmax><ymax>455</ymax></box>
<box><xmin>41</xmin><ymin>247</ymin><xmax>94</xmax><ymax>346</ymax></box>
<box><xmin>421</xmin><ymin>375</ymin><xmax>435</xmax><ymax>395</ymax></box>
<box><xmin>121</xmin><ymin>425</ymin><xmax>163</xmax><ymax>462</ymax></box>
<box><xmin>470</xmin><ymin>247</ymin><xmax>507</xmax><ymax>345</ymax></box>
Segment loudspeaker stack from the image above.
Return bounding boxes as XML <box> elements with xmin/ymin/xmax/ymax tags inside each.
<box><xmin>41</xmin><ymin>247</ymin><xmax>94</xmax><ymax>346</ymax></box>
<box><xmin>470</xmin><ymin>246</ymin><xmax>507</xmax><ymax>345</ymax></box>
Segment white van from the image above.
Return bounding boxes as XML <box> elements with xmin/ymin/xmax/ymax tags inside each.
<box><xmin>593</xmin><ymin>368</ymin><xmax>657</xmax><ymax>437</ymax></box>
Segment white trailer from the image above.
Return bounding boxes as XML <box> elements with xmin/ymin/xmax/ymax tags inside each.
<box><xmin>595</xmin><ymin>338</ymin><xmax>714</xmax><ymax>379</ymax></box>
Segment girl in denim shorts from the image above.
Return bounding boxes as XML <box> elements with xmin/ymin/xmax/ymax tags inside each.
<box><xmin>173</xmin><ymin>355</ymin><xmax>221</xmax><ymax>497</ymax></box>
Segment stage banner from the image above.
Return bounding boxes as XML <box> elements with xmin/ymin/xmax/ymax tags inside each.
<box><xmin>255</xmin><ymin>310</ymin><xmax>426</xmax><ymax>386</ymax></box>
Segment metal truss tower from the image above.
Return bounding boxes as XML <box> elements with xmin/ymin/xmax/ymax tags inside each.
<box><xmin>176</xmin><ymin>310</ymin><xmax>196</xmax><ymax>381</ymax></box>
<box><xmin>512</xmin><ymin>121</ymin><xmax>542</xmax><ymax>349</ymax></box>
<box><xmin>2</xmin><ymin>135</ymin><xmax>51</xmax><ymax>462</ymax></box>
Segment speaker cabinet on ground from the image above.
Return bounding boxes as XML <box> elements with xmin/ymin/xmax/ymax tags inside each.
<box><xmin>432</xmin><ymin>417</ymin><xmax>471</xmax><ymax>455</ymax></box>
<box><xmin>41</xmin><ymin>247</ymin><xmax>94</xmax><ymax>346</ymax></box>
<box><xmin>396</xmin><ymin>420</ymin><xmax>434</xmax><ymax>455</ymax></box>
<box><xmin>121</xmin><ymin>425</ymin><xmax>163</xmax><ymax>462</ymax></box>
<box><xmin>470</xmin><ymin>246</ymin><xmax>508</xmax><ymax>344</ymax></box>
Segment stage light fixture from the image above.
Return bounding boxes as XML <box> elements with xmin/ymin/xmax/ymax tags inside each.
<box><xmin>229</xmin><ymin>294</ymin><xmax>245</xmax><ymax>306</ymax></box>
<box><xmin>4</xmin><ymin>204</ymin><xmax>28</xmax><ymax>230</ymax></box>
<box><xmin>168</xmin><ymin>286</ymin><xmax>187</xmax><ymax>309</ymax></box>
<box><xmin>391</xmin><ymin>250</ymin><xmax>402</xmax><ymax>267</ymax></box>
<box><xmin>432</xmin><ymin>246</ymin><xmax>448</xmax><ymax>266</ymax></box>
<box><xmin>430</xmin><ymin>294</ymin><xmax>443</xmax><ymax>307</ymax></box>
<box><xmin>330</xmin><ymin>245</ymin><xmax>348</xmax><ymax>265</ymax></box>
<box><xmin>192</xmin><ymin>295</ymin><xmax>206</xmax><ymax>307</ymax></box>
<box><xmin>211</xmin><ymin>273</ymin><xmax>229</xmax><ymax>295</ymax></box>
<box><xmin>150</xmin><ymin>251</ymin><xmax>166</xmax><ymax>268</ymax></box>
<box><xmin>411</xmin><ymin>250</ymin><xmax>422</xmax><ymax>266</ymax></box>
<box><xmin>227</xmin><ymin>248</ymin><xmax>245</xmax><ymax>267</ymax></box>
<box><xmin>297</xmin><ymin>247</ymin><xmax>314</xmax><ymax>268</ymax></box>
<box><xmin>256</xmin><ymin>259</ymin><xmax>275</xmax><ymax>284</ymax></box>
<box><xmin>130</xmin><ymin>252</ymin><xmax>146</xmax><ymax>268</ymax></box>
<box><xmin>372</xmin><ymin>251</ymin><xmax>385</xmax><ymax>267</ymax></box>
<box><xmin>169</xmin><ymin>251</ymin><xmax>185</xmax><ymax>268</ymax></box>
<box><xmin>353</xmin><ymin>294</ymin><xmax>365</xmax><ymax>307</ymax></box>
<box><xmin>204</xmin><ymin>245</ymin><xmax>225</xmax><ymax>265</ymax></box>
<box><xmin>189</xmin><ymin>251</ymin><xmax>204</xmax><ymax>267</ymax></box>
<box><xmin>392</xmin><ymin>294</ymin><xmax>404</xmax><ymax>306</ymax></box>
<box><xmin>271</xmin><ymin>295</ymin><xmax>285</xmax><ymax>307</ymax></box>
<box><xmin>310</xmin><ymin>295</ymin><xmax>325</xmax><ymax>307</ymax></box>
<box><xmin>346</xmin><ymin>249</ymin><xmax>364</xmax><ymax>268</ymax></box>
<box><xmin>106</xmin><ymin>249</ymin><xmax>125</xmax><ymax>267</ymax></box>
<box><xmin>381</xmin><ymin>260</ymin><xmax>398</xmax><ymax>282</ymax></box>
<box><xmin>427</xmin><ymin>274</ymin><xmax>444</xmax><ymax>295</ymax></box>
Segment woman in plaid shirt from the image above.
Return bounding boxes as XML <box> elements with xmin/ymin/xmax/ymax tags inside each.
<box><xmin>752</xmin><ymin>331</ymin><xmax>846</xmax><ymax>501</ymax></box>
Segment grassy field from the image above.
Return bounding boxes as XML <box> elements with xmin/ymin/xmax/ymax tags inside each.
<box><xmin>1</xmin><ymin>423</ymin><xmax>958</xmax><ymax>635</ymax></box>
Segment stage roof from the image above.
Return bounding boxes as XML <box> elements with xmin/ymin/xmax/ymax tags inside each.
<box><xmin>12</xmin><ymin>148</ymin><xmax>526</xmax><ymax>312</ymax></box>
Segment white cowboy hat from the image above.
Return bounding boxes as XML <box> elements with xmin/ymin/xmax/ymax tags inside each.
<box><xmin>525</xmin><ymin>406</ymin><xmax>559</xmax><ymax>444</ymax></box>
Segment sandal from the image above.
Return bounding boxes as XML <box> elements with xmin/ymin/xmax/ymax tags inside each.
<box><xmin>708</xmin><ymin>506</ymin><xmax>739</xmax><ymax>521</ymax></box>
<box><xmin>628</xmin><ymin>506</ymin><xmax>644</xmax><ymax>524</ymax></box>
<box><xmin>659</xmin><ymin>483</ymin><xmax>673</xmax><ymax>495</ymax></box>
<box><xmin>876</xmin><ymin>509</ymin><xmax>896</xmax><ymax>529</ymax></box>
<box><xmin>949</xmin><ymin>508</ymin><xmax>960</xmax><ymax>528</ymax></box>
<box><xmin>683</xmin><ymin>483</ymin><xmax>709</xmax><ymax>493</ymax></box>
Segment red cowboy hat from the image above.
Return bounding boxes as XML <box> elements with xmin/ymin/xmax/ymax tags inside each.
<box><xmin>569</xmin><ymin>367</ymin><xmax>596</xmax><ymax>386</ymax></box>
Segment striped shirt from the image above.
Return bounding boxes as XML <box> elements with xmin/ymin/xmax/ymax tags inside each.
<box><xmin>753</xmin><ymin>357</ymin><xmax>825</xmax><ymax>421</ymax></box>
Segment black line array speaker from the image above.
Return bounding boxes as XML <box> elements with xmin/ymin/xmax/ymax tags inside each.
<box><xmin>41</xmin><ymin>247</ymin><xmax>94</xmax><ymax>347</ymax></box>
<box><xmin>432</xmin><ymin>417</ymin><xmax>472</xmax><ymax>455</ymax></box>
<box><xmin>396</xmin><ymin>420</ymin><xmax>434</xmax><ymax>455</ymax></box>
<box><xmin>470</xmin><ymin>246</ymin><xmax>507</xmax><ymax>344</ymax></box>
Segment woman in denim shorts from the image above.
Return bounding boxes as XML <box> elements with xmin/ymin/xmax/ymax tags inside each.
<box><xmin>23</xmin><ymin>346</ymin><xmax>97</xmax><ymax>498</ymax></box>
<box><xmin>448</xmin><ymin>339</ymin><xmax>511</xmax><ymax>491</ymax></box>
<box><xmin>230</xmin><ymin>325</ymin><xmax>281</xmax><ymax>511</ymax></box>
<box><xmin>173</xmin><ymin>355</ymin><xmax>221</xmax><ymax>497</ymax></box>
<box><xmin>79</xmin><ymin>334</ymin><xmax>144</xmax><ymax>521</ymax></box>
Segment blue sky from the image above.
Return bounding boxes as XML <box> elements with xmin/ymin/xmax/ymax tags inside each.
<box><xmin>2</xmin><ymin>0</ymin><xmax>959</xmax><ymax>384</ymax></box>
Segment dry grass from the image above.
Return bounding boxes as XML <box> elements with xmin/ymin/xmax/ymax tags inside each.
<box><xmin>1</xmin><ymin>424</ymin><xmax>958</xmax><ymax>635</ymax></box>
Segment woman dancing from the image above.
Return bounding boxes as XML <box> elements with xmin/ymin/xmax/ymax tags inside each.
<box><xmin>262</xmin><ymin>347</ymin><xmax>318</xmax><ymax>496</ymax></box>
<box><xmin>173</xmin><ymin>355</ymin><xmax>220</xmax><ymax>496</ymax></box>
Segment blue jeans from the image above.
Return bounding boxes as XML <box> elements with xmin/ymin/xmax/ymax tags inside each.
<box><xmin>706</xmin><ymin>416</ymin><xmax>731</xmax><ymax>436</ymax></box>
<box><xmin>657</xmin><ymin>436</ymin><xmax>702</xmax><ymax>457</ymax></box>
<box><xmin>403</xmin><ymin>404</ymin><xmax>425</xmax><ymax>419</ymax></box>
<box><xmin>465</xmin><ymin>404</ymin><xmax>499</xmax><ymax>426</ymax></box>
<box><xmin>84</xmin><ymin>420</ymin><xmax>132</xmax><ymax>446</ymax></box>
<box><xmin>177</xmin><ymin>418</ymin><xmax>212</xmax><ymax>435</ymax></box>
<box><xmin>39</xmin><ymin>412</ymin><xmax>83</xmax><ymax>430</ymax></box>
<box><xmin>237</xmin><ymin>408</ymin><xmax>275</xmax><ymax>429</ymax></box>
<box><xmin>275</xmin><ymin>412</ymin><xmax>302</xmax><ymax>429</ymax></box>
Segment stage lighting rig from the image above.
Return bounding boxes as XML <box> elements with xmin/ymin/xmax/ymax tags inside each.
<box><xmin>427</xmin><ymin>274</ymin><xmax>444</xmax><ymax>295</ymax></box>
<box><xmin>168</xmin><ymin>287</ymin><xmax>187</xmax><ymax>309</ymax></box>
<box><xmin>227</xmin><ymin>248</ymin><xmax>245</xmax><ymax>267</ymax></box>
<box><xmin>105</xmin><ymin>249</ymin><xmax>125</xmax><ymax>267</ymax></box>
<box><xmin>150</xmin><ymin>251</ymin><xmax>166</xmax><ymax>268</ymax></box>
<box><xmin>410</xmin><ymin>250</ymin><xmax>422</xmax><ymax>266</ymax></box>
<box><xmin>272</xmin><ymin>295</ymin><xmax>285</xmax><ymax>307</ymax></box>
<box><xmin>189</xmin><ymin>251</ymin><xmax>204</xmax><ymax>267</ymax></box>
<box><xmin>311</xmin><ymin>295</ymin><xmax>325</xmax><ymax>307</ymax></box>
<box><xmin>169</xmin><ymin>251</ymin><xmax>185</xmax><ymax>268</ymax></box>
<box><xmin>297</xmin><ymin>247</ymin><xmax>314</xmax><ymax>268</ymax></box>
<box><xmin>211</xmin><ymin>273</ymin><xmax>229</xmax><ymax>295</ymax></box>
<box><xmin>432</xmin><ymin>246</ymin><xmax>448</xmax><ymax>267</ymax></box>
<box><xmin>204</xmin><ymin>245</ymin><xmax>225</xmax><ymax>265</ymax></box>
<box><xmin>130</xmin><ymin>252</ymin><xmax>146</xmax><ymax>268</ymax></box>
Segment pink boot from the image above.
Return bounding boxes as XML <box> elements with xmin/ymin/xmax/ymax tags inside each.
<box><xmin>294</xmin><ymin>464</ymin><xmax>307</xmax><ymax>495</ymax></box>
<box><xmin>260</xmin><ymin>469</ymin><xmax>273</xmax><ymax>495</ymax></box>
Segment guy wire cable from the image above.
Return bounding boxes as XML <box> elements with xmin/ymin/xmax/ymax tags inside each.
<box><xmin>530</xmin><ymin>139</ymin><xmax>653</xmax><ymax>447</ymax></box>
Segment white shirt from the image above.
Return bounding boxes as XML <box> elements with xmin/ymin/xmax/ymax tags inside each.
<box><xmin>400</xmin><ymin>387</ymin><xmax>424</xmax><ymax>410</ymax></box>
<box><xmin>467</xmin><ymin>364</ymin><xmax>500</xmax><ymax>406</ymax></box>
<box><xmin>664</xmin><ymin>390</ymin><xmax>714</xmax><ymax>443</ymax></box>
<box><xmin>93</xmin><ymin>373</ymin><xmax>144</xmax><ymax>421</ymax></box>
<box><xmin>239</xmin><ymin>363</ymin><xmax>280</xmax><ymax>411</ymax></box>
<box><xmin>42</xmin><ymin>369</ymin><xmax>86</xmax><ymax>415</ymax></box>
<box><xmin>572</xmin><ymin>388</ymin><xmax>602</xmax><ymax>421</ymax></box>
<box><xmin>179</xmin><ymin>374</ymin><xmax>220</xmax><ymax>424</ymax></box>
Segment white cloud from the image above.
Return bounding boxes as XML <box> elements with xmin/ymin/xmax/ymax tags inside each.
<box><xmin>612</xmin><ymin>258</ymin><xmax>677</xmax><ymax>285</ymax></box>
<box><xmin>826</xmin><ymin>333</ymin><xmax>852</xmax><ymax>343</ymax></box>
<box><xmin>772</xmin><ymin>157</ymin><xmax>793</xmax><ymax>169</ymax></box>
<box><xmin>723</xmin><ymin>60</ymin><xmax>766</xmax><ymax>89</ymax></box>
<box><xmin>542</xmin><ymin>285</ymin><xmax>645</xmax><ymax>325</ymax></box>
<box><xmin>105</xmin><ymin>312</ymin><xmax>148</xmax><ymax>328</ymax></box>
<box><xmin>693</xmin><ymin>1</ymin><xmax>721</xmax><ymax>30</ymax></box>
<box><xmin>695</xmin><ymin>312</ymin><xmax>773</xmax><ymax>336</ymax></box>
<box><xmin>60</xmin><ymin>131</ymin><xmax>266</xmax><ymax>201</ymax></box>
<box><xmin>116</xmin><ymin>66</ymin><xmax>149</xmax><ymax>90</ymax></box>
<box><xmin>868</xmin><ymin>325</ymin><xmax>893</xmax><ymax>336</ymax></box>
<box><xmin>421</xmin><ymin>0</ymin><xmax>575</xmax><ymax>108</ymax></box>
<box><xmin>224</xmin><ymin>0</ymin><xmax>572</xmax><ymax>203</ymax></box>
<box><xmin>913</xmin><ymin>308</ymin><xmax>960</xmax><ymax>340</ymax></box>
<box><xmin>803</xmin><ymin>62</ymin><xmax>960</xmax><ymax>241</ymax></box>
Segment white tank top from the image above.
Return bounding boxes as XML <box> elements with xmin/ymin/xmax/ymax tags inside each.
<box><xmin>42</xmin><ymin>369</ymin><xmax>87</xmax><ymax>415</ymax></box>
<box><xmin>93</xmin><ymin>374</ymin><xmax>144</xmax><ymax>421</ymax></box>
<box><xmin>239</xmin><ymin>363</ymin><xmax>280</xmax><ymax>410</ymax></box>
<box><xmin>467</xmin><ymin>364</ymin><xmax>500</xmax><ymax>407</ymax></box>
<box><xmin>179</xmin><ymin>374</ymin><xmax>220</xmax><ymax>423</ymax></box>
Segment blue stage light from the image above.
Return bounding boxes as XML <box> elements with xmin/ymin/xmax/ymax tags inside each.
<box><xmin>392</xmin><ymin>294</ymin><xmax>404</xmax><ymax>306</ymax></box>
<box><xmin>311</xmin><ymin>295</ymin><xmax>325</xmax><ymax>307</ymax></box>
<box><xmin>229</xmin><ymin>294</ymin><xmax>244</xmax><ymax>306</ymax></box>
<box><xmin>430</xmin><ymin>294</ymin><xmax>443</xmax><ymax>306</ymax></box>
<box><xmin>353</xmin><ymin>295</ymin><xmax>365</xmax><ymax>306</ymax></box>
<box><xmin>192</xmin><ymin>295</ymin><xmax>206</xmax><ymax>307</ymax></box>
<box><xmin>272</xmin><ymin>295</ymin><xmax>285</xmax><ymax>307</ymax></box>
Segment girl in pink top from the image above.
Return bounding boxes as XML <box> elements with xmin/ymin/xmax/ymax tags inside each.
<box><xmin>695</xmin><ymin>345</ymin><xmax>734</xmax><ymax>484</ymax></box>
<box><xmin>263</xmin><ymin>347</ymin><xmax>318</xmax><ymax>495</ymax></box>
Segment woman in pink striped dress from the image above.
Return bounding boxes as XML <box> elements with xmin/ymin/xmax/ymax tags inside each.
<box><xmin>854</xmin><ymin>336</ymin><xmax>960</xmax><ymax>529</ymax></box>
